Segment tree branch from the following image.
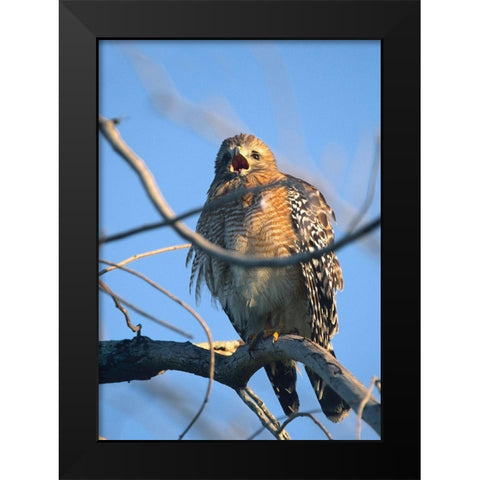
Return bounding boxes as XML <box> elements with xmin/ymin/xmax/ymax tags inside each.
<box><xmin>99</xmin><ymin>334</ymin><xmax>381</xmax><ymax>437</ymax></box>
<box><xmin>278</xmin><ymin>411</ymin><xmax>333</xmax><ymax>440</ymax></box>
<box><xmin>98</xmin><ymin>285</ymin><xmax>194</xmax><ymax>339</ymax></box>
<box><xmin>98</xmin><ymin>244</ymin><xmax>191</xmax><ymax>276</ymax></box>
<box><xmin>98</xmin><ymin>279</ymin><xmax>141</xmax><ymax>334</ymax></box>
<box><xmin>236</xmin><ymin>387</ymin><xmax>291</xmax><ymax>440</ymax></box>
<box><xmin>122</xmin><ymin>47</ymin><xmax>380</xmax><ymax>255</ymax></box>
<box><xmin>98</xmin><ymin>115</ymin><xmax>380</xmax><ymax>269</ymax></box>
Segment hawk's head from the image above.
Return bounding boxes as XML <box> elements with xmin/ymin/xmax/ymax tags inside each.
<box><xmin>213</xmin><ymin>133</ymin><xmax>278</xmax><ymax>180</ymax></box>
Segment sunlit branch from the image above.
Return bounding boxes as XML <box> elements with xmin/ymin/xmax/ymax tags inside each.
<box><xmin>195</xmin><ymin>339</ymin><xmax>244</xmax><ymax>355</ymax></box>
<box><xmin>99</xmin><ymin>334</ymin><xmax>381</xmax><ymax>437</ymax></box>
<box><xmin>99</xmin><ymin>116</ymin><xmax>380</xmax><ymax>268</ymax></box>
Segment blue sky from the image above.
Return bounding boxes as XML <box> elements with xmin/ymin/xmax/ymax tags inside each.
<box><xmin>98</xmin><ymin>39</ymin><xmax>380</xmax><ymax>440</ymax></box>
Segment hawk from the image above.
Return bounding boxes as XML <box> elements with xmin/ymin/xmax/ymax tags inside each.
<box><xmin>187</xmin><ymin>133</ymin><xmax>350</xmax><ymax>422</ymax></box>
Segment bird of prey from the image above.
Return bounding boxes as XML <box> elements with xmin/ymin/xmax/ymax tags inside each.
<box><xmin>187</xmin><ymin>133</ymin><xmax>350</xmax><ymax>422</ymax></box>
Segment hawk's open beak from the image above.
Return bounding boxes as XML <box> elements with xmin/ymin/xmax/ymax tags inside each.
<box><xmin>231</xmin><ymin>146</ymin><xmax>250</xmax><ymax>173</ymax></box>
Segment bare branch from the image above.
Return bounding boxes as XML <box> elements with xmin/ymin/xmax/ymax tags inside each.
<box><xmin>98</xmin><ymin>115</ymin><xmax>380</xmax><ymax>268</ymax></box>
<box><xmin>356</xmin><ymin>375</ymin><xmax>381</xmax><ymax>440</ymax></box>
<box><xmin>278</xmin><ymin>411</ymin><xmax>333</xmax><ymax>440</ymax></box>
<box><xmin>98</xmin><ymin>259</ymin><xmax>211</xmax><ymax>341</ymax></box>
<box><xmin>243</xmin><ymin>386</ymin><xmax>287</xmax><ymax>435</ymax></box>
<box><xmin>246</xmin><ymin>408</ymin><xmax>322</xmax><ymax>440</ymax></box>
<box><xmin>99</xmin><ymin>334</ymin><xmax>381</xmax><ymax>437</ymax></box>
<box><xmin>98</xmin><ymin>244</ymin><xmax>191</xmax><ymax>276</ymax></box>
<box><xmin>236</xmin><ymin>387</ymin><xmax>291</xmax><ymax>440</ymax></box>
<box><xmin>98</xmin><ymin>285</ymin><xmax>193</xmax><ymax>339</ymax></box>
<box><xmin>98</xmin><ymin>279</ymin><xmax>141</xmax><ymax>334</ymax></box>
<box><xmin>100</xmin><ymin>218</ymin><xmax>199</xmax><ymax>244</ymax></box>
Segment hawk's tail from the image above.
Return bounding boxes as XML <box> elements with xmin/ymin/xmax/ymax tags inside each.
<box><xmin>305</xmin><ymin>361</ymin><xmax>350</xmax><ymax>423</ymax></box>
<box><xmin>264</xmin><ymin>361</ymin><xmax>300</xmax><ymax>416</ymax></box>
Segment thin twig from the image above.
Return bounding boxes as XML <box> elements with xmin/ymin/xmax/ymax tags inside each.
<box><xmin>99</xmin><ymin>279</ymin><xmax>141</xmax><ymax>334</ymax></box>
<box><xmin>100</xmin><ymin>221</ymin><xmax>180</xmax><ymax>244</ymax></box>
<box><xmin>98</xmin><ymin>285</ymin><xmax>193</xmax><ymax>339</ymax></box>
<box><xmin>246</xmin><ymin>408</ymin><xmax>322</xmax><ymax>440</ymax></box>
<box><xmin>277</xmin><ymin>411</ymin><xmax>333</xmax><ymax>440</ymax></box>
<box><xmin>244</xmin><ymin>386</ymin><xmax>283</xmax><ymax>430</ymax></box>
<box><xmin>98</xmin><ymin>244</ymin><xmax>191</xmax><ymax>276</ymax></box>
<box><xmin>356</xmin><ymin>375</ymin><xmax>380</xmax><ymax>440</ymax></box>
<box><xmin>98</xmin><ymin>258</ymin><xmax>215</xmax><ymax>440</ymax></box>
<box><xmin>236</xmin><ymin>387</ymin><xmax>291</xmax><ymax>440</ymax></box>
<box><xmin>99</xmin><ymin>115</ymin><xmax>380</xmax><ymax>269</ymax></box>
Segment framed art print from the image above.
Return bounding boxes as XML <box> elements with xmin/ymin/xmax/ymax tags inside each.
<box><xmin>60</xmin><ymin>1</ymin><xmax>420</xmax><ymax>479</ymax></box>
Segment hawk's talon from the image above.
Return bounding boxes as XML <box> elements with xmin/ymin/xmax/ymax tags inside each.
<box><xmin>248</xmin><ymin>328</ymin><xmax>297</xmax><ymax>348</ymax></box>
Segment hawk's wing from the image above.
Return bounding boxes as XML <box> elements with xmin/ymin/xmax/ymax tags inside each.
<box><xmin>285</xmin><ymin>174</ymin><xmax>343</xmax><ymax>347</ymax></box>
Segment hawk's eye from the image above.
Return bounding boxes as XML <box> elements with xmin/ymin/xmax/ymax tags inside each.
<box><xmin>251</xmin><ymin>151</ymin><xmax>260</xmax><ymax>160</ymax></box>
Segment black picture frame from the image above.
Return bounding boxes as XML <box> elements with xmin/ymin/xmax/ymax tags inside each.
<box><xmin>60</xmin><ymin>1</ymin><xmax>420</xmax><ymax>479</ymax></box>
